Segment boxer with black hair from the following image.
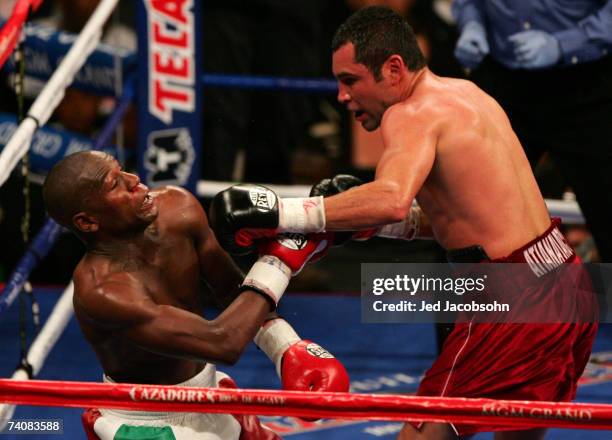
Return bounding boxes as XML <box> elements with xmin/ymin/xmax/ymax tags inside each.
<box><xmin>210</xmin><ymin>7</ymin><xmax>598</xmax><ymax>440</ymax></box>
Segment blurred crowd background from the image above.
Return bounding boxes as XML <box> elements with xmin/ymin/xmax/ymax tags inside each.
<box><xmin>0</xmin><ymin>0</ymin><xmax>608</xmax><ymax>291</ymax></box>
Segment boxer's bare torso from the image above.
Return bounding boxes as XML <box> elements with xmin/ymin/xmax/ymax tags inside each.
<box><xmin>71</xmin><ymin>178</ymin><xmax>252</xmax><ymax>385</ymax></box>
<box><xmin>73</xmin><ymin>188</ymin><xmax>202</xmax><ymax>384</ymax></box>
<box><xmin>408</xmin><ymin>72</ymin><xmax>550</xmax><ymax>257</ymax></box>
<box><xmin>327</xmin><ymin>43</ymin><xmax>550</xmax><ymax>258</ymax></box>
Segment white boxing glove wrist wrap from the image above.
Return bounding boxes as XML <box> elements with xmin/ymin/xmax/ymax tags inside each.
<box><xmin>377</xmin><ymin>207</ymin><xmax>420</xmax><ymax>241</ymax></box>
<box><xmin>242</xmin><ymin>256</ymin><xmax>291</xmax><ymax>306</ymax></box>
<box><xmin>278</xmin><ymin>196</ymin><xmax>326</xmax><ymax>233</ymax></box>
<box><xmin>254</xmin><ymin>318</ymin><xmax>301</xmax><ymax>377</ymax></box>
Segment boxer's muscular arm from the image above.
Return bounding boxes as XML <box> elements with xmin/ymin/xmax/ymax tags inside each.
<box><xmin>324</xmin><ymin>105</ymin><xmax>437</xmax><ymax>231</ymax></box>
<box><xmin>75</xmin><ymin>273</ymin><xmax>271</xmax><ymax>365</ymax></box>
<box><xmin>194</xmin><ymin>210</ymin><xmax>245</xmax><ymax>308</ymax></box>
<box><xmin>198</xmin><ymin>229</ymin><xmax>244</xmax><ymax>309</ymax></box>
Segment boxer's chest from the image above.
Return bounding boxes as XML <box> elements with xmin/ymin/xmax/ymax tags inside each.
<box><xmin>135</xmin><ymin>232</ymin><xmax>202</xmax><ymax>309</ymax></box>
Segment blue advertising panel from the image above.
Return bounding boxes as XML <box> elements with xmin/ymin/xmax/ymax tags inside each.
<box><xmin>136</xmin><ymin>0</ymin><xmax>201</xmax><ymax>192</ymax></box>
<box><xmin>0</xmin><ymin>113</ymin><xmax>117</xmax><ymax>174</ymax></box>
<box><xmin>2</xmin><ymin>21</ymin><xmax>136</xmax><ymax>97</ymax></box>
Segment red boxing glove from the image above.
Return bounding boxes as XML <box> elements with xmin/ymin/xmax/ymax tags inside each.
<box><xmin>254</xmin><ymin>319</ymin><xmax>349</xmax><ymax>393</ymax></box>
<box><xmin>241</xmin><ymin>233</ymin><xmax>332</xmax><ymax>306</ymax></box>
<box><xmin>257</xmin><ymin>233</ymin><xmax>331</xmax><ymax>275</ymax></box>
<box><xmin>281</xmin><ymin>340</ymin><xmax>350</xmax><ymax>393</ymax></box>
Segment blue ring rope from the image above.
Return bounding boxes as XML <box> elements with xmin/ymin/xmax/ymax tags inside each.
<box><xmin>202</xmin><ymin>74</ymin><xmax>337</xmax><ymax>93</ymax></box>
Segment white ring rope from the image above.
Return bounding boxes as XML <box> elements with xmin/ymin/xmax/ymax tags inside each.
<box><xmin>0</xmin><ymin>282</ymin><xmax>74</xmax><ymax>429</ymax></box>
<box><xmin>196</xmin><ymin>180</ymin><xmax>585</xmax><ymax>225</ymax></box>
<box><xmin>544</xmin><ymin>198</ymin><xmax>584</xmax><ymax>225</ymax></box>
<box><xmin>0</xmin><ymin>0</ymin><xmax>120</xmax><ymax>188</ymax></box>
<box><xmin>197</xmin><ymin>180</ymin><xmax>310</xmax><ymax>199</ymax></box>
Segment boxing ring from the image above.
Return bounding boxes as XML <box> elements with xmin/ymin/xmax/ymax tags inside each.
<box><xmin>0</xmin><ymin>1</ymin><xmax>610</xmax><ymax>438</ymax></box>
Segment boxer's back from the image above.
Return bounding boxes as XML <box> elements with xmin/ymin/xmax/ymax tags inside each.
<box><xmin>408</xmin><ymin>73</ymin><xmax>550</xmax><ymax>257</ymax></box>
<box><xmin>73</xmin><ymin>187</ymin><xmax>207</xmax><ymax>384</ymax></box>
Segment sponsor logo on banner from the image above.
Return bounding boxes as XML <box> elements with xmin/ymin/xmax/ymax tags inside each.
<box><xmin>129</xmin><ymin>386</ymin><xmax>216</xmax><ymax>403</ymax></box>
<box><xmin>7</xmin><ymin>23</ymin><xmax>135</xmax><ymax>96</ymax></box>
<box><xmin>249</xmin><ymin>188</ymin><xmax>277</xmax><ymax>211</ymax></box>
<box><xmin>0</xmin><ymin>114</ymin><xmax>115</xmax><ymax>173</ymax></box>
<box><xmin>481</xmin><ymin>402</ymin><xmax>592</xmax><ymax>422</ymax></box>
<box><xmin>144</xmin><ymin>128</ymin><xmax>194</xmax><ymax>186</ymax></box>
<box><xmin>145</xmin><ymin>0</ymin><xmax>195</xmax><ymax>124</ymax></box>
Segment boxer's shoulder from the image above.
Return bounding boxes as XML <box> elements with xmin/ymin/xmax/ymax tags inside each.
<box><xmin>151</xmin><ymin>185</ymin><xmax>206</xmax><ymax>231</ymax></box>
<box><xmin>151</xmin><ymin>185</ymin><xmax>197</xmax><ymax>207</ymax></box>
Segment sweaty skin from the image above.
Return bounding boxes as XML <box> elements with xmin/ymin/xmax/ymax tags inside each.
<box><xmin>330</xmin><ymin>42</ymin><xmax>554</xmax><ymax>440</ymax></box>
<box><xmin>71</xmin><ymin>154</ymin><xmax>271</xmax><ymax>385</ymax></box>
<box><xmin>327</xmin><ymin>43</ymin><xmax>550</xmax><ymax>259</ymax></box>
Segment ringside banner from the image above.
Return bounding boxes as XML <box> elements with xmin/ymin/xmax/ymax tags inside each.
<box><xmin>0</xmin><ymin>113</ymin><xmax>117</xmax><ymax>174</ymax></box>
<box><xmin>362</xmin><ymin>263</ymin><xmax>610</xmax><ymax>323</ymax></box>
<box><xmin>2</xmin><ymin>21</ymin><xmax>136</xmax><ymax>97</ymax></box>
<box><xmin>136</xmin><ymin>0</ymin><xmax>201</xmax><ymax>192</ymax></box>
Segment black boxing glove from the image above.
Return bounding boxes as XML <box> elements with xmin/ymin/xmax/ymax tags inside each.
<box><xmin>210</xmin><ymin>184</ymin><xmax>327</xmax><ymax>256</ymax></box>
<box><xmin>209</xmin><ymin>184</ymin><xmax>280</xmax><ymax>255</ymax></box>
<box><xmin>310</xmin><ymin>174</ymin><xmax>364</xmax><ymax>198</ymax></box>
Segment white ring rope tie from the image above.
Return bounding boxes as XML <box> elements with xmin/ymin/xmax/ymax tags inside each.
<box><xmin>0</xmin><ymin>0</ymin><xmax>120</xmax><ymax>188</ymax></box>
<box><xmin>0</xmin><ymin>283</ymin><xmax>73</xmax><ymax>429</ymax></box>
<box><xmin>196</xmin><ymin>181</ymin><xmax>585</xmax><ymax>225</ymax></box>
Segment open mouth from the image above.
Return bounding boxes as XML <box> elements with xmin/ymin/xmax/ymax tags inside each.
<box><xmin>354</xmin><ymin>110</ymin><xmax>365</xmax><ymax>120</ymax></box>
<box><xmin>141</xmin><ymin>193</ymin><xmax>154</xmax><ymax>212</ymax></box>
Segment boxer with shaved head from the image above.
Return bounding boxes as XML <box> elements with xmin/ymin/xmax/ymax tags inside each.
<box><xmin>43</xmin><ymin>151</ymin><xmax>348</xmax><ymax>439</ymax></box>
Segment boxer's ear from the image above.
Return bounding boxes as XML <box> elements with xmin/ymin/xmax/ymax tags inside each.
<box><xmin>383</xmin><ymin>54</ymin><xmax>405</xmax><ymax>83</ymax></box>
<box><xmin>73</xmin><ymin>212</ymin><xmax>99</xmax><ymax>233</ymax></box>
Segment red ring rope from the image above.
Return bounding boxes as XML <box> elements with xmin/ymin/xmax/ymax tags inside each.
<box><xmin>0</xmin><ymin>0</ymin><xmax>43</xmax><ymax>69</ymax></box>
<box><xmin>1</xmin><ymin>379</ymin><xmax>611</xmax><ymax>430</ymax></box>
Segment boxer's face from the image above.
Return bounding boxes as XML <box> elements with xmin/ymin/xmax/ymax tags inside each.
<box><xmin>333</xmin><ymin>43</ymin><xmax>389</xmax><ymax>131</ymax></box>
<box><xmin>76</xmin><ymin>153</ymin><xmax>158</xmax><ymax>234</ymax></box>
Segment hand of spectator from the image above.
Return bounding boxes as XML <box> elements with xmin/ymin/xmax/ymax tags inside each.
<box><xmin>508</xmin><ymin>30</ymin><xmax>561</xmax><ymax>69</ymax></box>
<box><xmin>454</xmin><ymin>21</ymin><xmax>489</xmax><ymax>69</ymax></box>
